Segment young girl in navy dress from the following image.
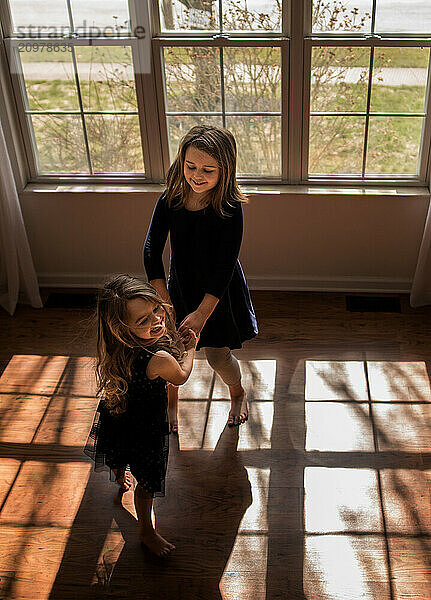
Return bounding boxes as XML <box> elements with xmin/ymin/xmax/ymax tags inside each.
<box><xmin>144</xmin><ymin>125</ymin><xmax>258</xmax><ymax>432</ymax></box>
<box><xmin>84</xmin><ymin>274</ymin><xmax>198</xmax><ymax>556</ymax></box>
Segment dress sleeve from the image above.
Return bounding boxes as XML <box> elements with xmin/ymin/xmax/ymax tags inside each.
<box><xmin>143</xmin><ymin>193</ymin><xmax>170</xmax><ymax>282</ymax></box>
<box><xmin>204</xmin><ymin>201</ymin><xmax>243</xmax><ymax>299</ymax></box>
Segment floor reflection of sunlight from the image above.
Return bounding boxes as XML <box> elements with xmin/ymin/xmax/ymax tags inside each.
<box><xmin>304</xmin><ymin>535</ymin><xmax>391</xmax><ymax>600</ymax></box>
<box><xmin>179</xmin><ymin>359</ymin><xmax>276</xmax><ymax>451</ymax></box>
<box><xmin>0</xmin><ymin>355</ymin><xmax>69</xmax><ymax>395</ymax></box>
<box><xmin>303</xmin><ymin>359</ymin><xmax>431</xmax><ymax>600</ymax></box>
<box><xmin>367</xmin><ymin>362</ymin><xmax>431</xmax><ymax>402</ymax></box>
<box><xmin>306</xmin><ymin>402</ymin><xmax>374</xmax><ymax>451</ymax></box>
<box><xmin>220</xmin><ymin>468</ymin><xmax>270</xmax><ymax>600</ymax></box>
<box><xmin>0</xmin><ymin>462</ymin><xmax>91</xmax><ymax>600</ymax></box>
<box><xmin>0</xmin><ymin>395</ymin><xmax>52</xmax><ymax>443</ymax></box>
<box><xmin>305</xmin><ymin>361</ymin><xmax>368</xmax><ymax>401</ymax></box>
<box><xmin>305</xmin><ymin>467</ymin><xmax>382</xmax><ymax>533</ymax></box>
<box><xmin>213</xmin><ymin>359</ymin><xmax>277</xmax><ymax>401</ymax></box>
<box><xmin>0</xmin><ymin>355</ymin><xmax>95</xmax><ymax>600</ymax></box>
<box><xmin>239</xmin><ymin>467</ymin><xmax>270</xmax><ymax>532</ymax></box>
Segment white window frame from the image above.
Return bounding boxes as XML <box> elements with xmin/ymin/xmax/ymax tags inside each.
<box><xmin>0</xmin><ymin>0</ymin><xmax>430</xmax><ymax>188</ymax></box>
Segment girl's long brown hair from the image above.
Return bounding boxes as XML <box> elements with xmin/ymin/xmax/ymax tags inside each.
<box><xmin>95</xmin><ymin>274</ymin><xmax>184</xmax><ymax>415</ymax></box>
<box><xmin>165</xmin><ymin>125</ymin><xmax>248</xmax><ymax>217</ymax></box>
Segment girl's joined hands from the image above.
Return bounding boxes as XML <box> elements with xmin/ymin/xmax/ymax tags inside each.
<box><xmin>178</xmin><ymin>310</ymin><xmax>206</xmax><ymax>337</ymax></box>
<box><xmin>180</xmin><ymin>327</ymin><xmax>200</xmax><ymax>350</ymax></box>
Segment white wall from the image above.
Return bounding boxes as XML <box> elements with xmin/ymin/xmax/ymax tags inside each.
<box><xmin>19</xmin><ymin>189</ymin><xmax>430</xmax><ymax>293</ymax></box>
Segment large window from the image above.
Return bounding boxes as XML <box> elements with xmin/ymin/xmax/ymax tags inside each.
<box><xmin>0</xmin><ymin>0</ymin><xmax>430</xmax><ymax>184</ymax></box>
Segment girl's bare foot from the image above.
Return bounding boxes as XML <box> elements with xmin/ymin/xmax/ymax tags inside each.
<box><xmin>114</xmin><ymin>469</ymin><xmax>133</xmax><ymax>492</ymax></box>
<box><xmin>227</xmin><ymin>389</ymin><xmax>248</xmax><ymax>427</ymax></box>
<box><xmin>140</xmin><ymin>531</ymin><xmax>176</xmax><ymax>557</ymax></box>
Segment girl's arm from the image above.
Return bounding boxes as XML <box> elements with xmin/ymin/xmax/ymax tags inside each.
<box><xmin>143</xmin><ymin>193</ymin><xmax>170</xmax><ymax>285</ymax></box>
<box><xmin>149</xmin><ymin>278</ymin><xmax>171</xmax><ymax>304</ymax></box>
<box><xmin>178</xmin><ymin>293</ymin><xmax>218</xmax><ymax>335</ymax></box>
<box><xmin>146</xmin><ymin>330</ymin><xmax>198</xmax><ymax>385</ymax></box>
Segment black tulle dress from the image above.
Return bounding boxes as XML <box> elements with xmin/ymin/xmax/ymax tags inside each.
<box><xmin>84</xmin><ymin>348</ymin><xmax>169</xmax><ymax>497</ymax></box>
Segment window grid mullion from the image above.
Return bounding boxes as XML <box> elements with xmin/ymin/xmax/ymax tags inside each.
<box><xmin>0</xmin><ymin>2</ymin><xmax>12</xmax><ymax>38</ymax></box>
<box><xmin>371</xmin><ymin>0</ymin><xmax>377</xmax><ymax>34</ymax></box>
<box><xmin>289</xmin><ymin>0</ymin><xmax>305</xmax><ymax>183</ymax></box>
<box><xmin>307</xmin><ymin>38</ymin><xmax>431</xmax><ymax>48</ymax></box>
<box><xmin>66</xmin><ymin>0</ymin><xmax>75</xmax><ymax>32</ymax></box>
<box><xmin>70</xmin><ymin>46</ymin><xmax>93</xmax><ymax>175</ymax></box>
<box><xmin>361</xmin><ymin>46</ymin><xmax>375</xmax><ymax>177</ymax></box>
<box><xmin>165</xmin><ymin>111</ymin><xmax>280</xmax><ymax>116</ymax></box>
<box><xmin>151</xmin><ymin>42</ymin><xmax>170</xmax><ymax>178</ymax></box>
<box><xmin>281</xmin><ymin>38</ymin><xmax>289</xmax><ymax>182</ymax></box>
<box><xmin>418</xmin><ymin>57</ymin><xmax>431</xmax><ymax>183</ymax></box>
<box><xmin>219</xmin><ymin>47</ymin><xmax>226</xmax><ymax>129</ymax></box>
<box><xmin>130</xmin><ymin>0</ymin><xmax>165</xmax><ymax>180</ymax></box>
<box><xmin>219</xmin><ymin>0</ymin><xmax>223</xmax><ymax>33</ymax></box>
<box><xmin>301</xmin><ymin>37</ymin><xmax>311</xmax><ymax>182</ymax></box>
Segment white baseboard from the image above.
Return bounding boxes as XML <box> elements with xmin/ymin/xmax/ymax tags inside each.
<box><xmin>38</xmin><ymin>273</ymin><xmax>412</xmax><ymax>294</ymax></box>
<box><xmin>246</xmin><ymin>275</ymin><xmax>412</xmax><ymax>294</ymax></box>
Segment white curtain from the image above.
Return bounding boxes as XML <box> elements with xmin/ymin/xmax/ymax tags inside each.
<box><xmin>411</xmin><ymin>197</ymin><xmax>431</xmax><ymax>307</ymax></box>
<box><xmin>0</xmin><ymin>119</ymin><xmax>42</xmax><ymax>315</ymax></box>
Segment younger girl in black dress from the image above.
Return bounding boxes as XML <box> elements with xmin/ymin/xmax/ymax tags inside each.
<box><xmin>144</xmin><ymin>125</ymin><xmax>258</xmax><ymax>431</ymax></box>
<box><xmin>84</xmin><ymin>274</ymin><xmax>198</xmax><ymax>556</ymax></box>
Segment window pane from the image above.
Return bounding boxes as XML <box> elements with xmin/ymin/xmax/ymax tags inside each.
<box><xmin>70</xmin><ymin>0</ymin><xmax>130</xmax><ymax>33</ymax></box>
<box><xmin>370</xmin><ymin>47</ymin><xmax>430</xmax><ymax>114</ymax></box>
<box><xmin>167</xmin><ymin>115</ymin><xmax>223</xmax><ymax>159</ymax></box>
<box><xmin>312</xmin><ymin>0</ymin><xmax>372</xmax><ymax>33</ymax></box>
<box><xmin>9</xmin><ymin>0</ymin><xmax>69</xmax><ymax>31</ymax></box>
<box><xmin>75</xmin><ymin>46</ymin><xmax>137</xmax><ymax>111</ymax></box>
<box><xmin>159</xmin><ymin>0</ymin><xmax>219</xmax><ymax>32</ymax></box>
<box><xmin>86</xmin><ymin>115</ymin><xmax>144</xmax><ymax>173</ymax></box>
<box><xmin>224</xmin><ymin>47</ymin><xmax>281</xmax><ymax>112</ymax></box>
<box><xmin>163</xmin><ymin>47</ymin><xmax>221</xmax><ymax>112</ymax></box>
<box><xmin>365</xmin><ymin>116</ymin><xmax>423</xmax><ymax>175</ymax></box>
<box><xmin>9</xmin><ymin>0</ymin><xmax>130</xmax><ymax>35</ymax></box>
<box><xmin>311</xmin><ymin>47</ymin><xmax>369</xmax><ymax>113</ymax></box>
<box><xmin>226</xmin><ymin>116</ymin><xmax>281</xmax><ymax>177</ymax></box>
<box><xmin>309</xmin><ymin>116</ymin><xmax>365</xmax><ymax>175</ymax></box>
<box><xmin>159</xmin><ymin>0</ymin><xmax>281</xmax><ymax>32</ymax></box>
<box><xmin>19</xmin><ymin>46</ymin><xmax>79</xmax><ymax>111</ymax></box>
<box><xmin>223</xmin><ymin>0</ymin><xmax>282</xmax><ymax>32</ymax></box>
<box><xmin>375</xmin><ymin>0</ymin><xmax>431</xmax><ymax>34</ymax></box>
<box><xmin>31</xmin><ymin>115</ymin><xmax>89</xmax><ymax>174</ymax></box>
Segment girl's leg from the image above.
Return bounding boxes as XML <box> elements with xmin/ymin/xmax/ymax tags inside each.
<box><xmin>204</xmin><ymin>347</ymin><xmax>248</xmax><ymax>427</ymax></box>
<box><xmin>167</xmin><ymin>383</ymin><xmax>179</xmax><ymax>434</ymax></box>
<box><xmin>134</xmin><ymin>484</ymin><xmax>175</xmax><ymax>556</ymax></box>
<box><xmin>112</xmin><ymin>467</ymin><xmax>132</xmax><ymax>492</ymax></box>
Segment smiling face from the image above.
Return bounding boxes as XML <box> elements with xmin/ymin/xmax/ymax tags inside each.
<box><xmin>184</xmin><ymin>146</ymin><xmax>220</xmax><ymax>198</ymax></box>
<box><xmin>127</xmin><ymin>297</ymin><xmax>166</xmax><ymax>341</ymax></box>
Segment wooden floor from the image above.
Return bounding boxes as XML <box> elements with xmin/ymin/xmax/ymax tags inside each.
<box><xmin>0</xmin><ymin>291</ymin><xmax>430</xmax><ymax>600</ymax></box>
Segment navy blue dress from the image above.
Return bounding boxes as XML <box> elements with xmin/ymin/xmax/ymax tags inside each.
<box><xmin>144</xmin><ymin>193</ymin><xmax>258</xmax><ymax>350</ymax></box>
<box><xmin>84</xmin><ymin>348</ymin><xmax>169</xmax><ymax>497</ymax></box>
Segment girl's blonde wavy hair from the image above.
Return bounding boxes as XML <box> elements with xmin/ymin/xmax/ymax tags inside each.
<box><xmin>165</xmin><ymin>125</ymin><xmax>248</xmax><ymax>217</ymax></box>
<box><xmin>95</xmin><ymin>274</ymin><xmax>184</xmax><ymax>415</ymax></box>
